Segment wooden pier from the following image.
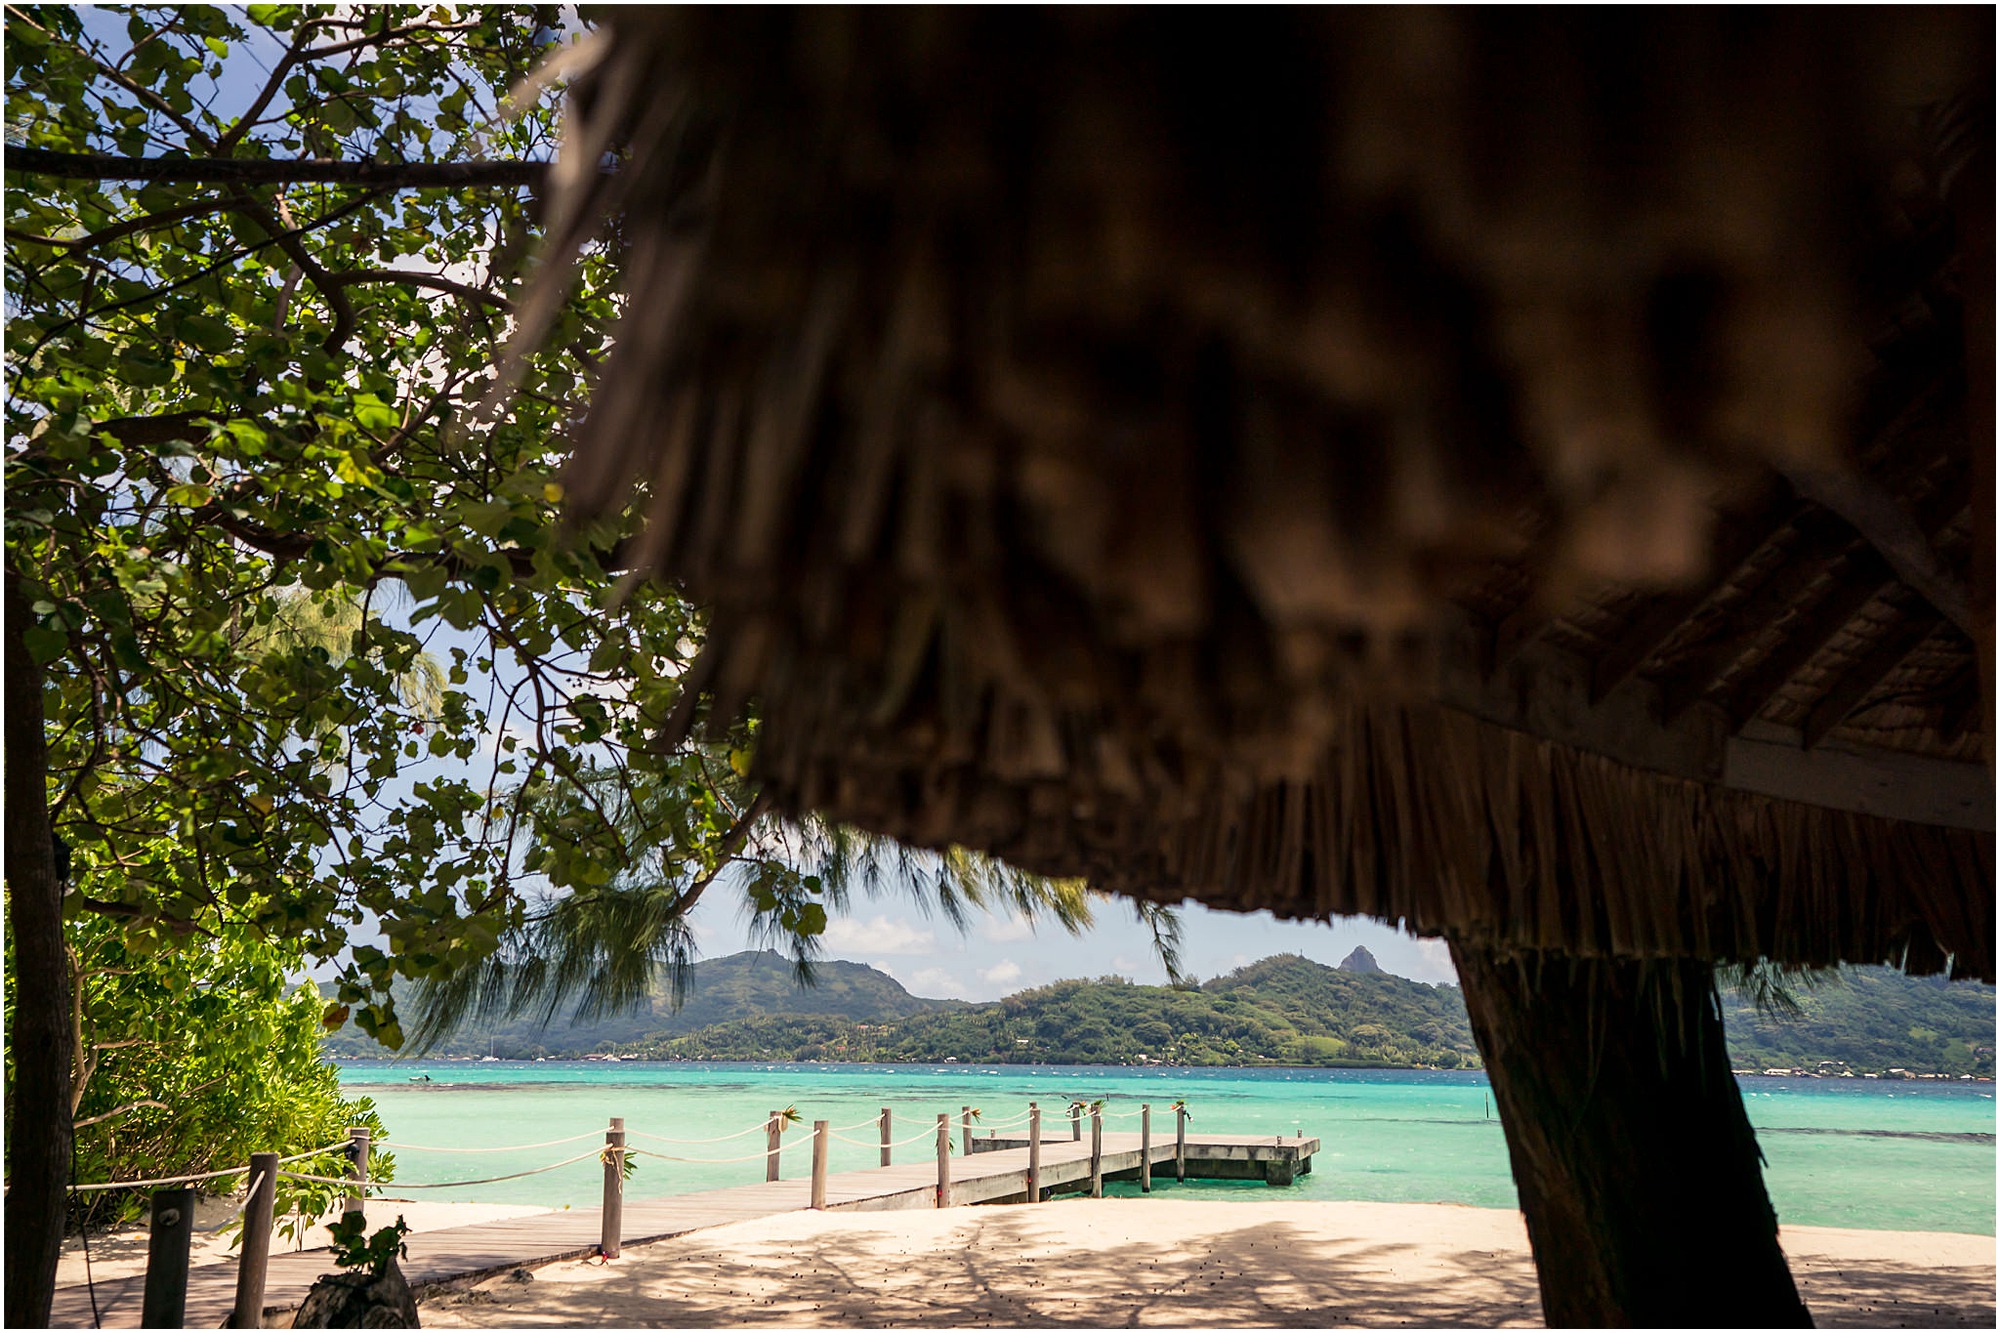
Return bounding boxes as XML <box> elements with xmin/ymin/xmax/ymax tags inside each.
<box><xmin>50</xmin><ymin>1128</ymin><xmax>1318</xmax><ymax>1328</ymax></box>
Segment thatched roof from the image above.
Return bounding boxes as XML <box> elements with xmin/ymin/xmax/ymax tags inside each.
<box><xmin>534</xmin><ymin>10</ymin><xmax>1994</xmax><ymax>978</ymax></box>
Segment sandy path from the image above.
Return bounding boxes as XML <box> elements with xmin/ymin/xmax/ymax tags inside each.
<box><xmin>419</xmin><ymin>1199</ymin><xmax>1995</xmax><ymax>1329</ymax></box>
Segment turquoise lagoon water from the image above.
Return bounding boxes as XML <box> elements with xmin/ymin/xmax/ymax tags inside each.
<box><xmin>336</xmin><ymin>1061</ymin><xmax>1995</xmax><ymax>1235</ymax></box>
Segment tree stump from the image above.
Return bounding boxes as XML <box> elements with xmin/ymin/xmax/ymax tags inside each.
<box><xmin>291</xmin><ymin>1262</ymin><xmax>420</xmax><ymax>1329</ymax></box>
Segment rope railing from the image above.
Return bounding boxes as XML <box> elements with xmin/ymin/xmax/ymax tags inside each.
<box><xmin>277</xmin><ymin>1140</ymin><xmax>359</xmax><ymax>1164</ymax></box>
<box><xmin>377</xmin><ymin>1128</ymin><xmax>604</xmax><ymax>1154</ymax></box>
<box><xmin>625</xmin><ymin>1122</ymin><xmax>770</xmax><ymax>1146</ymax></box>
<box><xmin>626</xmin><ymin>1142</ymin><xmax>783</xmax><ymax>1166</ymax></box>
<box><xmin>69</xmin><ymin>1163</ymin><xmax>252</xmax><ymax>1193</ymax></box>
<box><xmin>826</xmin><ymin>1113</ymin><xmax>890</xmax><ymax>1133</ymax></box>
<box><xmin>828</xmin><ymin>1123</ymin><xmax>944</xmax><ymax>1150</ymax></box>
<box><xmin>278</xmin><ymin>1147</ymin><xmax>603</xmax><ymax>1191</ymax></box>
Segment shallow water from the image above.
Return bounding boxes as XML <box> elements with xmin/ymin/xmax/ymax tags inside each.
<box><xmin>337</xmin><ymin>1061</ymin><xmax>1995</xmax><ymax>1234</ymax></box>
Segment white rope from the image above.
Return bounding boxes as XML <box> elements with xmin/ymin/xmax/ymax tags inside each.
<box><xmin>70</xmin><ymin>1163</ymin><xmax>251</xmax><ymax>1193</ymax></box>
<box><xmin>627</xmin><ymin>1142</ymin><xmax>782</xmax><ymax>1166</ymax></box>
<box><xmin>826</xmin><ymin>1114</ymin><xmax>889</xmax><ymax>1133</ymax></box>
<box><xmin>277</xmin><ymin>1141</ymin><xmax>356</xmax><ymax>1165</ymax></box>
<box><xmin>378</xmin><ymin>1128</ymin><xmax>604</xmax><ymax>1154</ymax></box>
<box><xmin>625</xmin><ymin>1122</ymin><xmax>770</xmax><ymax>1146</ymax></box>
<box><xmin>828</xmin><ymin>1123</ymin><xmax>946</xmax><ymax>1150</ymax></box>
<box><xmin>278</xmin><ymin>1148</ymin><xmax>603</xmax><ymax>1190</ymax></box>
<box><xmin>228</xmin><ymin>1171</ymin><xmax>270</xmax><ymax>1219</ymax></box>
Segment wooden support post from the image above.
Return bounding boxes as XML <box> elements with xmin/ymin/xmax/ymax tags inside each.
<box><xmin>1071</xmin><ymin>1104</ymin><xmax>1081</xmax><ymax>1141</ymax></box>
<box><xmin>141</xmin><ymin>1185</ymin><xmax>194</xmax><ymax>1330</ymax></box>
<box><xmin>1452</xmin><ymin>940</ymin><xmax>1810</xmax><ymax>1327</ymax></box>
<box><xmin>600</xmin><ymin>1117</ymin><xmax>626</xmax><ymax>1259</ymax></box>
<box><xmin>1175</xmin><ymin>1105</ymin><xmax>1186</xmax><ymax>1182</ymax></box>
<box><xmin>880</xmin><ymin>1107</ymin><xmax>892</xmax><ymax>1167</ymax></box>
<box><xmin>1140</xmin><ymin>1105</ymin><xmax>1152</xmax><ymax>1193</ymax></box>
<box><xmin>810</xmin><ymin>1120</ymin><xmax>829</xmax><ymax>1210</ymax></box>
<box><xmin>1027</xmin><ymin>1103</ymin><xmax>1041</xmax><ymax>1203</ymax></box>
<box><xmin>344</xmin><ymin>1126</ymin><xmax>370</xmax><ymax>1220</ymax></box>
<box><xmin>766</xmin><ymin>1110</ymin><xmax>783</xmax><ymax>1182</ymax></box>
<box><xmin>230</xmin><ymin>1153</ymin><xmax>278</xmax><ymax>1330</ymax></box>
<box><xmin>961</xmin><ymin>1105</ymin><xmax>972</xmax><ymax>1156</ymax></box>
<box><xmin>935</xmin><ymin>1114</ymin><xmax>952</xmax><ymax>1208</ymax></box>
<box><xmin>1089</xmin><ymin>1107</ymin><xmax>1103</xmax><ymax>1198</ymax></box>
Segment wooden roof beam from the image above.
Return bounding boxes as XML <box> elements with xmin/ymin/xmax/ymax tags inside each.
<box><xmin>1711</xmin><ymin>563</ymin><xmax>1894</xmax><ymax>732</ymax></box>
<box><xmin>1587</xmin><ymin>489</ymin><xmax>1805</xmax><ymax>704</ymax></box>
<box><xmin>1799</xmin><ymin>610</ymin><xmax>1947</xmax><ymax>749</ymax></box>
<box><xmin>1782</xmin><ymin>465</ymin><xmax>1976</xmax><ymax>642</ymax></box>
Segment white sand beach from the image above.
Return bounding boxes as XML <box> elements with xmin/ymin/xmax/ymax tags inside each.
<box><xmin>419</xmin><ymin>1198</ymin><xmax>1996</xmax><ymax>1329</ymax></box>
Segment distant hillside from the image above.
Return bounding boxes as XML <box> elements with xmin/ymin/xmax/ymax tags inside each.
<box><xmin>326</xmin><ymin>949</ymin><xmax>1995</xmax><ymax>1077</ymax></box>
<box><xmin>323</xmin><ymin>950</ymin><xmax>952</xmax><ymax>1058</ymax></box>
<box><xmin>622</xmin><ymin>954</ymin><xmax>1484</xmax><ymax>1068</ymax></box>
<box><xmin>1720</xmin><ymin>966</ymin><xmax>1995</xmax><ymax>1075</ymax></box>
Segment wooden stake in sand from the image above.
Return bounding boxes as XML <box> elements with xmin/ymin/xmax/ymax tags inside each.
<box><xmin>810</xmin><ymin>1121</ymin><xmax>829</xmax><ymax>1210</ymax></box>
<box><xmin>1027</xmin><ymin>1103</ymin><xmax>1041</xmax><ymax>1203</ymax></box>
<box><xmin>231</xmin><ymin>1153</ymin><xmax>278</xmax><ymax>1328</ymax></box>
<box><xmin>141</xmin><ymin>1186</ymin><xmax>193</xmax><ymax>1329</ymax></box>
<box><xmin>766</xmin><ymin>1111</ymin><xmax>783</xmax><ymax>1183</ymax></box>
<box><xmin>1089</xmin><ymin>1107</ymin><xmax>1103</xmax><ymax>1197</ymax></box>
<box><xmin>880</xmin><ymin>1108</ymin><xmax>892</xmax><ymax>1168</ymax></box>
<box><xmin>1141</xmin><ymin>1105</ymin><xmax>1152</xmax><ymax>1193</ymax></box>
<box><xmin>344</xmin><ymin>1127</ymin><xmax>370</xmax><ymax>1221</ymax></box>
<box><xmin>935</xmin><ymin>1114</ymin><xmax>951</xmax><ymax>1208</ymax></box>
<box><xmin>600</xmin><ymin>1117</ymin><xmax>625</xmax><ymax>1259</ymax></box>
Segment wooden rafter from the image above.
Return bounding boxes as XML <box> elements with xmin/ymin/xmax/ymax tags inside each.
<box><xmin>1713</xmin><ymin>563</ymin><xmax>1894</xmax><ymax>731</ymax></box>
<box><xmin>1586</xmin><ymin>488</ymin><xmax>1804</xmax><ymax>704</ymax></box>
<box><xmin>1782</xmin><ymin>465</ymin><xmax>1976</xmax><ymax>641</ymax></box>
<box><xmin>1800</xmin><ymin>610</ymin><xmax>1947</xmax><ymax>749</ymax></box>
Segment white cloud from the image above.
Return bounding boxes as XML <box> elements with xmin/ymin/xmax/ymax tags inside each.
<box><xmin>978</xmin><ymin>960</ymin><xmax>1022</xmax><ymax>987</ymax></box>
<box><xmin>979</xmin><ymin>912</ymin><xmax>1034</xmax><ymax>944</ymax></box>
<box><xmin>906</xmin><ymin>967</ymin><xmax>973</xmax><ymax>1000</ymax></box>
<box><xmin>820</xmin><ymin>914</ymin><xmax>939</xmax><ymax>957</ymax></box>
<box><xmin>1410</xmin><ymin>937</ymin><xmax>1458</xmax><ymax>982</ymax></box>
<box><xmin>1111</xmin><ymin>956</ymin><xmax>1142</xmax><ymax>974</ymax></box>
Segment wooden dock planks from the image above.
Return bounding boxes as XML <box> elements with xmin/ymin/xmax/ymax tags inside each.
<box><xmin>48</xmin><ymin>1132</ymin><xmax>1317</xmax><ymax>1328</ymax></box>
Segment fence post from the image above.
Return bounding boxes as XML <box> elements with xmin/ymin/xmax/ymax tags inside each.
<box><xmin>935</xmin><ymin>1114</ymin><xmax>952</xmax><ymax>1208</ymax></box>
<box><xmin>880</xmin><ymin>1107</ymin><xmax>892</xmax><ymax>1168</ymax></box>
<box><xmin>766</xmin><ymin>1110</ymin><xmax>783</xmax><ymax>1182</ymax></box>
<box><xmin>961</xmin><ymin>1105</ymin><xmax>972</xmax><ymax>1156</ymax></box>
<box><xmin>141</xmin><ymin>1185</ymin><xmax>194</xmax><ymax>1329</ymax></box>
<box><xmin>344</xmin><ymin>1125</ymin><xmax>370</xmax><ymax>1220</ymax></box>
<box><xmin>1089</xmin><ymin>1106</ymin><xmax>1103</xmax><ymax>1197</ymax></box>
<box><xmin>599</xmin><ymin>1117</ymin><xmax>626</xmax><ymax>1259</ymax></box>
<box><xmin>1140</xmin><ymin>1104</ymin><xmax>1152</xmax><ymax>1194</ymax></box>
<box><xmin>1071</xmin><ymin>1103</ymin><xmax>1081</xmax><ymax>1141</ymax></box>
<box><xmin>231</xmin><ymin>1153</ymin><xmax>278</xmax><ymax>1329</ymax></box>
<box><xmin>1027</xmin><ymin>1102</ymin><xmax>1041</xmax><ymax>1203</ymax></box>
<box><xmin>1175</xmin><ymin>1104</ymin><xmax>1186</xmax><ymax>1182</ymax></box>
<box><xmin>810</xmin><ymin>1120</ymin><xmax>830</xmax><ymax>1210</ymax></box>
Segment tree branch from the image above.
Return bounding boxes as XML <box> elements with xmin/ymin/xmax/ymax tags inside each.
<box><xmin>6</xmin><ymin>148</ymin><xmax>549</xmax><ymax>190</ymax></box>
<box><xmin>328</xmin><ymin>268</ymin><xmax>513</xmax><ymax>311</ymax></box>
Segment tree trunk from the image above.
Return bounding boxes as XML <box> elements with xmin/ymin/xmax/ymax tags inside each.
<box><xmin>4</xmin><ymin>573</ymin><xmax>71</xmax><ymax>1328</ymax></box>
<box><xmin>1451</xmin><ymin>940</ymin><xmax>1810</xmax><ymax>1329</ymax></box>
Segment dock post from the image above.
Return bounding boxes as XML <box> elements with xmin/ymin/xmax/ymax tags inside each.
<box><xmin>935</xmin><ymin>1114</ymin><xmax>952</xmax><ymax>1208</ymax></box>
<box><xmin>1089</xmin><ymin>1106</ymin><xmax>1103</xmax><ymax>1197</ymax></box>
<box><xmin>880</xmin><ymin>1107</ymin><xmax>893</xmax><ymax>1167</ymax></box>
<box><xmin>1071</xmin><ymin>1103</ymin><xmax>1081</xmax><ymax>1141</ymax></box>
<box><xmin>600</xmin><ymin>1116</ymin><xmax>625</xmax><ymax>1259</ymax></box>
<box><xmin>141</xmin><ymin>1185</ymin><xmax>194</xmax><ymax>1329</ymax></box>
<box><xmin>344</xmin><ymin>1125</ymin><xmax>370</xmax><ymax>1220</ymax></box>
<box><xmin>1175</xmin><ymin>1105</ymin><xmax>1186</xmax><ymax>1182</ymax></box>
<box><xmin>810</xmin><ymin>1120</ymin><xmax>829</xmax><ymax>1210</ymax></box>
<box><xmin>1140</xmin><ymin>1105</ymin><xmax>1152</xmax><ymax>1193</ymax></box>
<box><xmin>766</xmin><ymin>1110</ymin><xmax>783</xmax><ymax>1182</ymax></box>
<box><xmin>231</xmin><ymin>1152</ymin><xmax>278</xmax><ymax>1329</ymax></box>
<box><xmin>1027</xmin><ymin>1102</ymin><xmax>1041</xmax><ymax>1203</ymax></box>
<box><xmin>961</xmin><ymin>1104</ymin><xmax>972</xmax><ymax>1155</ymax></box>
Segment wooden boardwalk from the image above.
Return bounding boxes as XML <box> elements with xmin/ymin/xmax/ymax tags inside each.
<box><xmin>50</xmin><ymin>1132</ymin><xmax>1317</xmax><ymax>1328</ymax></box>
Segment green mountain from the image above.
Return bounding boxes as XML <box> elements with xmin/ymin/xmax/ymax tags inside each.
<box><xmin>622</xmin><ymin>954</ymin><xmax>1483</xmax><ymax>1068</ymax></box>
<box><xmin>323</xmin><ymin>949</ymin><xmax>953</xmax><ymax>1058</ymax></box>
<box><xmin>326</xmin><ymin>948</ymin><xmax>1995</xmax><ymax>1077</ymax></box>
<box><xmin>1719</xmin><ymin>966</ymin><xmax>1996</xmax><ymax>1075</ymax></box>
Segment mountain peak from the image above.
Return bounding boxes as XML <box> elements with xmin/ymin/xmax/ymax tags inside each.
<box><xmin>1338</xmin><ymin>946</ymin><xmax>1384</xmax><ymax>974</ymax></box>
